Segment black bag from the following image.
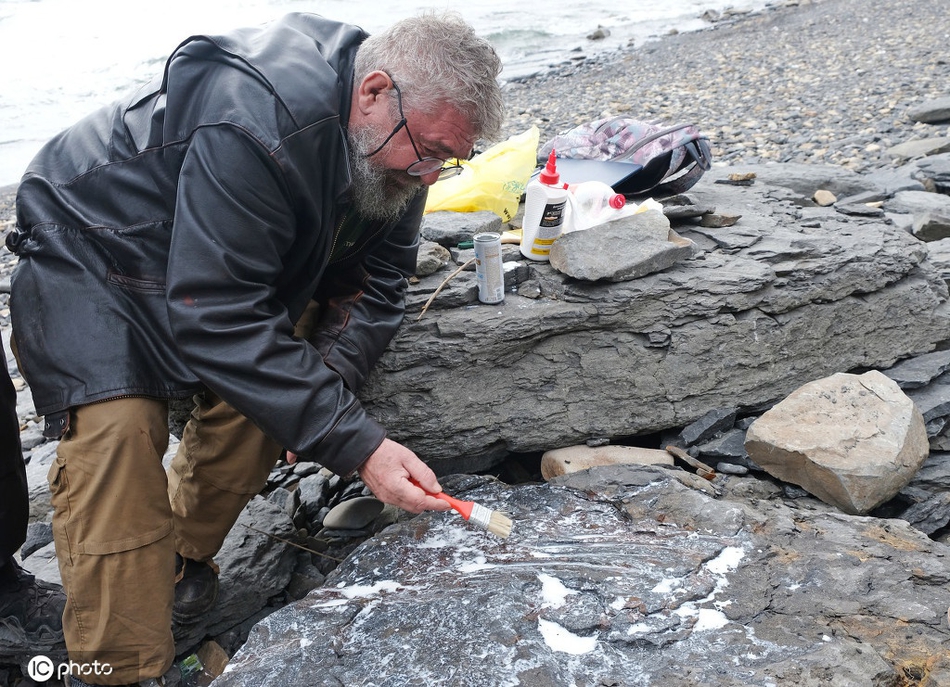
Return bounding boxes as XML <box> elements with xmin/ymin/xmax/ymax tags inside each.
<box><xmin>539</xmin><ymin>116</ymin><xmax>712</xmax><ymax>197</ymax></box>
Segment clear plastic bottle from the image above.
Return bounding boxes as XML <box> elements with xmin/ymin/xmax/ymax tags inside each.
<box><xmin>520</xmin><ymin>151</ymin><xmax>569</xmax><ymax>261</ymax></box>
<box><xmin>564</xmin><ymin>180</ymin><xmax>630</xmax><ymax>233</ymax></box>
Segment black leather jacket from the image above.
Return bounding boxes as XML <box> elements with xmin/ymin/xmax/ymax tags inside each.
<box><xmin>8</xmin><ymin>13</ymin><xmax>423</xmax><ymax>475</ymax></box>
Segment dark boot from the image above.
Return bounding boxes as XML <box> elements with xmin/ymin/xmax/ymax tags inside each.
<box><xmin>173</xmin><ymin>554</ymin><xmax>218</xmax><ymax>623</ymax></box>
<box><xmin>0</xmin><ymin>558</ymin><xmax>66</xmax><ymax>661</ymax></box>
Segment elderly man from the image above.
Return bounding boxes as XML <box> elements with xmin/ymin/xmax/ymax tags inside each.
<box><xmin>7</xmin><ymin>11</ymin><xmax>504</xmax><ymax>686</ymax></box>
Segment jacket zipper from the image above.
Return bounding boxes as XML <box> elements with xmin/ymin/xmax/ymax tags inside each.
<box><xmin>327</xmin><ymin>214</ymin><xmax>388</xmax><ymax>266</ymax></box>
<box><xmin>328</xmin><ymin>211</ymin><xmax>347</xmax><ymax>262</ymax></box>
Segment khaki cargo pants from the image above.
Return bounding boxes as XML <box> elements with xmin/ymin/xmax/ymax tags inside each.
<box><xmin>48</xmin><ymin>392</ymin><xmax>282</xmax><ymax>684</ymax></box>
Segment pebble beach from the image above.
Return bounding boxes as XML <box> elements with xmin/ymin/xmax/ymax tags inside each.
<box><xmin>500</xmin><ymin>0</ymin><xmax>949</xmax><ymax>172</ymax></box>
<box><xmin>2</xmin><ymin>0</ymin><xmax>948</xmax><ymax>216</ymax></box>
<box><xmin>2</xmin><ymin>0</ymin><xmax>948</xmax><ymax>318</ymax></box>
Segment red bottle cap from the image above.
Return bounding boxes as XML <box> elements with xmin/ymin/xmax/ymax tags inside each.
<box><xmin>609</xmin><ymin>193</ymin><xmax>625</xmax><ymax>209</ymax></box>
<box><xmin>538</xmin><ymin>150</ymin><xmax>560</xmax><ymax>185</ymax></box>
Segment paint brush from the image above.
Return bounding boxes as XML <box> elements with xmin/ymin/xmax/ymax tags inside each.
<box><xmin>412</xmin><ymin>480</ymin><xmax>513</xmax><ymax>538</ymax></box>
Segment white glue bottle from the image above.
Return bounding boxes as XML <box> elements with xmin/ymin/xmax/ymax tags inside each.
<box><xmin>520</xmin><ymin>150</ymin><xmax>568</xmax><ymax>261</ymax></box>
<box><xmin>564</xmin><ymin>181</ymin><xmax>628</xmax><ymax>233</ymax></box>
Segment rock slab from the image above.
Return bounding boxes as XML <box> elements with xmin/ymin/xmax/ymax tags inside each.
<box><xmin>547</xmin><ymin>211</ymin><xmax>698</xmax><ymax>282</ymax></box>
<box><xmin>359</xmin><ymin>164</ymin><xmax>950</xmax><ymax>473</ymax></box>
<box><xmin>539</xmin><ymin>444</ymin><xmax>673</xmax><ymax>479</ymax></box>
<box><xmin>214</xmin><ymin>469</ymin><xmax>950</xmax><ymax>687</ymax></box>
<box><xmin>744</xmin><ymin>371</ymin><xmax>929</xmax><ymax>514</ymax></box>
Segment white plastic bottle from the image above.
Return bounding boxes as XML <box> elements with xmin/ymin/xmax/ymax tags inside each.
<box><xmin>520</xmin><ymin>151</ymin><xmax>569</xmax><ymax>261</ymax></box>
<box><xmin>564</xmin><ymin>180</ymin><xmax>629</xmax><ymax>233</ymax></box>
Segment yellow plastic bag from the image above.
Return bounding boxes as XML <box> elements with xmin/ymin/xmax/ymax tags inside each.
<box><xmin>424</xmin><ymin>126</ymin><xmax>539</xmax><ymax>223</ymax></box>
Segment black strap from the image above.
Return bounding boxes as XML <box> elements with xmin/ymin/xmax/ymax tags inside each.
<box><xmin>4</xmin><ymin>227</ymin><xmax>27</xmax><ymax>254</ymax></box>
<box><xmin>651</xmin><ymin>139</ymin><xmax>712</xmax><ymax>196</ymax></box>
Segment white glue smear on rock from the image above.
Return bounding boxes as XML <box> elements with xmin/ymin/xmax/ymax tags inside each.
<box><xmin>537</xmin><ymin>573</ymin><xmax>598</xmax><ymax>655</ymax></box>
<box><xmin>335</xmin><ymin>579</ymin><xmax>405</xmax><ymax>599</ymax></box>
<box><xmin>414</xmin><ymin>524</ymin><xmax>502</xmax><ymax>574</ymax></box>
<box><xmin>675</xmin><ymin>545</ymin><xmax>746</xmax><ymax>632</ymax></box>
<box><xmin>537</xmin><ymin>618</ymin><xmax>598</xmax><ymax>655</ymax></box>
<box><xmin>538</xmin><ymin>573</ymin><xmax>576</xmax><ymax>607</ymax></box>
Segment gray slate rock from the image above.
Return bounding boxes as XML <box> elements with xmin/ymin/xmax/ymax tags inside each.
<box><xmin>695</xmin><ymin>428</ymin><xmax>752</xmax><ymax>470</ymax></box>
<box><xmin>835</xmin><ymin>202</ymin><xmax>884</xmax><ymax>217</ymax></box>
<box><xmin>24</xmin><ymin>441</ymin><xmax>58</xmax><ymax>522</ymax></box>
<box><xmin>20</xmin><ymin>522</ymin><xmax>53</xmax><ymax>560</ymax></box>
<box><xmin>291</xmin><ymin>460</ymin><xmax>322</xmax><ymax>477</ymax></box>
<box><xmin>295</xmin><ymin>472</ymin><xmax>331</xmax><ymax>528</ymax></box>
<box><xmin>886</xmin><ymin>189</ymin><xmax>950</xmax><ymax>216</ymax></box>
<box><xmin>415</xmin><ymin>241</ymin><xmax>451</xmax><ymax>277</ymax></box>
<box><xmin>875</xmin><ymin>451</ymin><xmax>950</xmax><ymax>535</ymax></box>
<box><xmin>887</xmin><ymin>137</ymin><xmax>950</xmax><ymax>160</ymax></box>
<box><xmin>906</xmin><ymin>97</ymin><xmax>950</xmax><ymax>124</ymax></box>
<box><xmin>834</xmin><ymin>190</ymin><xmax>888</xmax><ymax>206</ymax></box>
<box><xmin>677</xmin><ymin>407</ymin><xmax>738</xmax><ymax>446</ymax></box>
<box><xmin>905</xmin><ymin>372</ymin><xmax>950</xmax><ymax>428</ymax></box>
<box><xmin>913</xmin><ymin>212</ymin><xmax>950</xmax><ymax>242</ymax></box>
<box><xmin>915</xmin><ymin>153</ymin><xmax>950</xmax><ymax>193</ymax></box>
<box><xmin>265</xmin><ymin>486</ymin><xmax>299</xmax><ymax>521</ymax></box>
<box><xmin>420</xmin><ymin>210</ymin><xmax>501</xmax><ymax>248</ymax></box>
<box><xmin>548</xmin><ymin>211</ymin><xmax>699</xmax><ymax>282</ymax></box>
<box><xmin>882</xmin><ymin>348</ymin><xmax>950</xmax><ymax>389</ymax></box>
<box><xmin>19</xmin><ymin>541</ymin><xmax>60</xmax><ymax>585</ymax></box>
<box><xmin>215</xmin><ymin>469</ymin><xmax>950</xmax><ymax>687</ymax></box>
<box><xmin>921</xmin><ymin>239</ymin><xmax>950</xmax><ymax>287</ymax></box>
<box><xmin>888</xmin><ymin>190</ymin><xmax>950</xmax><ymax>245</ymax></box>
<box><xmin>359</xmin><ymin>164</ymin><xmax>950</xmax><ymax>472</ymax></box>
<box><xmin>863</xmin><ymin>164</ymin><xmax>927</xmax><ymax>195</ymax></box>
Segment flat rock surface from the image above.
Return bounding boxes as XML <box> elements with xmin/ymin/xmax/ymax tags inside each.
<box><xmin>216</xmin><ymin>470</ymin><xmax>950</xmax><ymax>687</ymax></box>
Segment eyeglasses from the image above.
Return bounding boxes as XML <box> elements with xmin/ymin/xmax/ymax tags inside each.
<box><xmin>362</xmin><ymin>78</ymin><xmax>465</xmax><ymax>181</ymax></box>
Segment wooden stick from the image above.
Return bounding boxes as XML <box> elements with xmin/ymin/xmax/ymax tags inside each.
<box><xmin>241</xmin><ymin>523</ymin><xmax>346</xmax><ymax>563</ymax></box>
<box><xmin>664</xmin><ymin>445</ymin><xmax>716</xmax><ymax>480</ymax></box>
<box><xmin>415</xmin><ymin>257</ymin><xmax>475</xmax><ymax>321</ymax></box>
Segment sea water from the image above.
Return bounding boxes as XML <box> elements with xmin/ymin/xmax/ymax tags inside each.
<box><xmin>0</xmin><ymin>0</ymin><xmax>768</xmax><ymax>186</ymax></box>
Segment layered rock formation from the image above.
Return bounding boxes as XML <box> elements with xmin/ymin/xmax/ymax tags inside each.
<box><xmin>359</xmin><ymin>163</ymin><xmax>950</xmax><ymax>473</ymax></box>
<box><xmin>216</xmin><ymin>469</ymin><xmax>950</xmax><ymax>686</ymax></box>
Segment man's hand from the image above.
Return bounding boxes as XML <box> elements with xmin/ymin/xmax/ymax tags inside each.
<box><xmin>357</xmin><ymin>438</ymin><xmax>452</xmax><ymax>513</ymax></box>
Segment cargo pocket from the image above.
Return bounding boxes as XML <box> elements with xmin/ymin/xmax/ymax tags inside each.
<box><xmin>47</xmin><ymin>455</ymin><xmax>73</xmax><ymax>566</ymax></box>
<box><xmin>48</xmin><ymin>447</ymin><xmax>174</xmax><ymax>561</ymax></box>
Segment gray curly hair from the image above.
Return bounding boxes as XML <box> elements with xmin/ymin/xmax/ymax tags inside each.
<box><xmin>354</xmin><ymin>11</ymin><xmax>505</xmax><ymax>142</ymax></box>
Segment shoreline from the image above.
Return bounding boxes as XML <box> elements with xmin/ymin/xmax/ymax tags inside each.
<box><xmin>499</xmin><ymin>0</ymin><xmax>950</xmax><ymax>173</ymax></box>
<box><xmin>3</xmin><ymin>0</ymin><xmax>949</xmax><ymax>222</ymax></box>
<box><xmin>0</xmin><ymin>0</ymin><xmax>770</xmax><ymax>189</ymax></box>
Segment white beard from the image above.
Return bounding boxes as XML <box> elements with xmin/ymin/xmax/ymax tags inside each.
<box><xmin>346</xmin><ymin>124</ymin><xmax>425</xmax><ymax>222</ymax></box>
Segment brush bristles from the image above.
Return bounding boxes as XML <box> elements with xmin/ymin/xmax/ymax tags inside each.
<box><xmin>487</xmin><ymin>510</ymin><xmax>513</xmax><ymax>539</ymax></box>
<box><xmin>467</xmin><ymin>502</ymin><xmax>513</xmax><ymax>539</ymax></box>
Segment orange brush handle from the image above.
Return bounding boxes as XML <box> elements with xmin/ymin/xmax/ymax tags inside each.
<box><xmin>429</xmin><ymin>491</ymin><xmax>474</xmax><ymax>520</ymax></box>
<box><xmin>410</xmin><ymin>479</ymin><xmax>474</xmax><ymax>520</ymax></box>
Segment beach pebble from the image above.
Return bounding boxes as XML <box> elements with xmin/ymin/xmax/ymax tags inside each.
<box><xmin>322</xmin><ymin>496</ymin><xmax>385</xmax><ymax>530</ymax></box>
<box><xmin>813</xmin><ymin>189</ymin><xmax>837</xmax><ymax>206</ymax></box>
